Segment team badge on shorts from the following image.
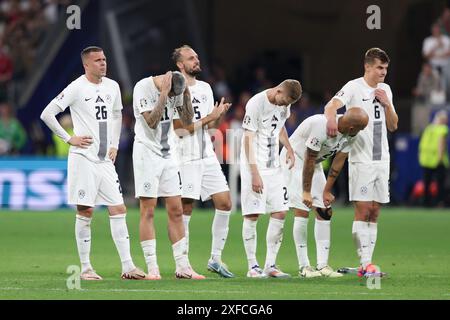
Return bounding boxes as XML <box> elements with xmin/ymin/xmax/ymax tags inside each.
<box><xmin>144</xmin><ymin>182</ymin><xmax>151</xmax><ymax>192</ymax></box>
<box><xmin>78</xmin><ymin>189</ymin><xmax>86</xmax><ymax>199</ymax></box>
<box><xmin>360</xmin><ymin>186</ymin><xmax>368</xmax><ymax>195</ymax></box>
<box><xmin>186</xmin><ymin>183</ymin><xmax>194</xmax><ymax>191</ymax></box>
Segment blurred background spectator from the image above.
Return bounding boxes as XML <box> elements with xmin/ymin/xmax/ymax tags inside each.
<box><xmin>0</xmin><ymin>101</ymin><xmax>26</xmax><ymax>154</ymax></box>
<box><xmin>418</xmin><ymin>110</ymin><xmax>449</xmax><ymax>207</ymax></box>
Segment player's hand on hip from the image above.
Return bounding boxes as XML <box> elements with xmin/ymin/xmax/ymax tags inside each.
<box><xmin>108</xmin><ymin>148</ymin><xmax>118</xmax><ymax>164</ymax></box>
<box><xmin>323</xmin><ymin>190</ymin><xmax>335</xmax><ymax>207</ymax></box>
<box><xmin>326</xmin><ymin>119</ymin><xmax>338</xmax><ymax>137</ymax></box>
<box><xmin>286</xmin><ymin>148</ymin><xmax>295</xmax><ymax>169</ymax></box>
<box><xmin>375</xmin><ymin>89</ymin><xmax>389</xmax><ymax>107</ymax></box>
<box><xmin>302</xmin><ymin>191</ymin><xmax>313</xmax><ymax>208</ymax></box>
<box><xmin>68</xmin><ymin>136</ymin><xmax>93</xmax><ymax>149</ymax></box>
<box><xmin>251</xmin><ymin>173</ymin><xmax>264</xmax><ymax>194</ymax></box>
<box><xmin>161</xmin><ymin>71</ymin><xmax>173</xmax><ymax>95</ymax></box>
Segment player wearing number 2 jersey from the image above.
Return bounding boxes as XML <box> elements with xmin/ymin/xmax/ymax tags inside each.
<box><xmin>40</xmin><ymin>46</ymin><xmax>146</xmax><ymax>281</ymax></box>
<box><xmin>324</xmin><ymin>48</ymin><xmax>398</xmax><ymax>276</ymax></box>
<box><xmin>240</xmin><ymin>80</ymin><xmax>302</xmax><ymax>278</ymax></box>
<box><xmin>133</xmin><ymin>70</ymin><xmax>205</xmax><ymax>280</ymax></box>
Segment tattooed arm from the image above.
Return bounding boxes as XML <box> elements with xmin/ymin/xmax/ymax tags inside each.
<box><xmin>323</xmin><ymin>151</ymin><xmax>348</xmax><ymax>206</ymax></box>
<box><xmin>302</xmin><ymin>147</ymin><xmax>319</xmax><ymax>208</ymax></box>
<box><xmin>176</xmin><ymin>87</ymin><xmax>194</xmax><ymax>126</ymax></box>
<box><xmin>141</xmin><ymin>72</ymin><xmax>172</xmax><ymax>129</ymax></box>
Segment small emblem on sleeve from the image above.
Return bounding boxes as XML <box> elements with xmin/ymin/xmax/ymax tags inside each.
<box><xmin>243</xmin><ymin>115</ymin><xmax>251</xmax><ymax>125</ymax></box>
<box><xmin>335</xmin><ymin>90</ymin><xmax>344</xmax><ymax>97</ymax></box>
<box><xmin>57</xmin><ymin>92</ymin><xmax>64</xmax><ymax>100</ymax></box>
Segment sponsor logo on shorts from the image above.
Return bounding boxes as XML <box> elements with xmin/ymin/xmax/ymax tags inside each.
<box><xmin>360</xmin><ymin>186</ymin><xmax>368</xmax><ymax>195</ymax></box>
<box><xmin>78</xmin><ymin>189</ymin><xmax>86</xmax><ymax>199</ymax></box>
<box><xmin>186</xmin><ymin>184</ymin><xmax>194</xmax><ymax>191</ymax></box>
<box><xmin>144</xmin><ymin>182</ymin><xmax>151</xmax><ymax>192</ymax></box>
<box><xmin>252</xmin><ymin>199</ymin><xmax>260</xmax><ymax>207</ymax></box>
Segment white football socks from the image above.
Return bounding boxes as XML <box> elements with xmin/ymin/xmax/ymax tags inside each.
<box><xmin>109</xmin><ymin>214</ymin><xmax>135</xmax><ymax>273</ymax></box>
<box><xmin>315</xmin><ymin>218</ymin><xmax>331</xmax><ymax>270</ymax></box>
<box><xmin>352</xmin><ymin>221</ymin><xmax>362</xmax><ymax>260</ymax></box>
<box><xmin>141</xmin><ymin>239</ymin><xmax>158</xmax><ymax>272</ymax></box>
<box><xmin>368</xmin><ymin>222</ymin><xmax>378</xmax><ymax>261</ymax></box>
<box><xmin>353</xmin><ymin>221</ymin><xmax>371</xmax><ymax>267</ymax></box>
<box><xmin>293</xmin><ymin>216</ymin><xmax>310</xmax><ymax>268</ymax></box>
<box><xmin>182</xmin><ymin>214</ymin><xmax>191</xmax><ymax>254</ymax></box>
<box><xmin>265</xmin><ymin>217</ymin><xmax>285</xmax><ymax>269</ymax></box>
<box><xmin>242</xmin><ymin>218</ymin><xmax>258</xmax><ymax>269</ymax></box>
<box><xmin>211</xmin><ymin>209</ymin><xmax>231</xmax><ymax>262</ymax></box>
<box><xmin>172</xmin><ymin>237</ymin><xmax>190</xmax><ymax>270</ymax></box>
<box><xmin>75</xmin><ymin>214</ymin><xmax>93</xmax><ymax>273</ymax></box>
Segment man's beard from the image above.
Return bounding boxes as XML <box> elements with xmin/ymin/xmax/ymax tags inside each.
<box><xmin>187</xmin><ymin>67</ymin><xmax>202</xmax><ymax>77</ymax></box>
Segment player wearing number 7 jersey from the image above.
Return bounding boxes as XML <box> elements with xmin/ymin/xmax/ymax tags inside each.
<box><xmin>240</xmin><ymin>80</ymin><xmax>302</xmax><ymax>278</ymax></box>
<box><xmin>40</xmin><ymin>46</ymin><xmax>146</xmax><ymax>280</ymax></box>
<box><xmin>133</xmin><ymin>70</ymin><xmax>205</xmax><ymax>280</ymax></box>
<box><xmin>324</xmin><ymin>48</ymin><xmax>398</xmax><ymax>276</ymax></box>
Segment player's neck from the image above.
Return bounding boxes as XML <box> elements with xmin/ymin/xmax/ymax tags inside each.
<box><xmin>266</xmin><ymin>88</ymin><xmax>276</xmax><ymax>104</ymax></box>
<box><xmin>363</xmin><ymin>75</ymin><xmax>378</xmax><ymax>88</ymax></box>
<box><xmin>85</xmin><ymin>73</ymin><xmax>102</xmax><ymax>84</ymax></box>
<box><xmin>184</xmin><ymin>73</ymin><xmax>196</xmax><ymax>87</ymax></box>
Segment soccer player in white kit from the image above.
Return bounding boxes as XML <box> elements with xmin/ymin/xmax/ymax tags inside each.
<box><xmin>172</xmin><ymin>45</ymin><xmax>235</xmax><ymax>278</ymax></box>
<box><xmin>133</xmin><ymin>70</ymin><xmax>205</xmax><ymax>280</ymax></box>
<box><xmin>280</xmin><ymin>109</ymin><xmax>368</xmax><ymax>278</ymax></box>
<box><xmin>40</xmin><ymin>46</ymin><xmax>146</xmax><ymax>280</ymax></box>
<box><xmin>324</xmin><ymin>48</ymin><xmax>398</xmax><ymax>276</ymax></box>
<box><xmin>241</xmin><ymin>80</ymin><xmax>302</xmax><ymax>278</ymax></box>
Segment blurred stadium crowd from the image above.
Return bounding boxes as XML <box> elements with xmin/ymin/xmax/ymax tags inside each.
<box><xmin>0</xmin><ymin>0</ymin><xmax>449</xmax><ymax>208</ymax></box>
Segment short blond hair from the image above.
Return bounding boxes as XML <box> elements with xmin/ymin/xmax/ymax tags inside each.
<box><xmin>172</xmin><ymin>45</ymin><xmax>193</xmax><ymax>63</ymax></box>
<box><xmin>280</xmin><ymin>79</ymin><xmax>302</xmax><ymax>103</ymax></box>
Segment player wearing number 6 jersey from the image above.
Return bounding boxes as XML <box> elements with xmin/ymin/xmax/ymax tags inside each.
<box><xmin>133</xmin><ymin>70</ymin><xmax>205</xmax><ymax>280</ymax></box>
<box><xmin>40</xmin><ymin>46</ymin><xmax>146</xmax><ymax>280</ymax></box>
<box><xmin>324</xmin><ymin>48</ymin><xmax>398</xmax><ymax>276</ymax></box>
<box><xmin>240</xmin><ymin>80</ymin><xmax>302</xmax><ymax>278</ymax></box>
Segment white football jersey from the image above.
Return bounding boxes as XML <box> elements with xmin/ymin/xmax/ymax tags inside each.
<box><xmin>240</xmin><ymin>90</ymin><xmax>291</xmax><ymax>173</ymax></box>
<box><xmin>133</xmin><ymin>76</ymin><xmax>183</xmax><ymax>159</ymax></box>
<box><xmin>334</xmin><ymin>77</ymin><xmax>395</xmax><ymax>163</ymax></box>
<box><xmin>52</xmin><ymin>75</ymin><xmax>123</xmax><ymax>163</ymax></box>
<box><xmin>288</xmin><ymin>114</ymin><xmax>354</xmax><ymax>163</ymax></box>
<box><xmin>175</xmin><ymin>80</ymin><xmax>216</xmax><ymax>163</ymax></box>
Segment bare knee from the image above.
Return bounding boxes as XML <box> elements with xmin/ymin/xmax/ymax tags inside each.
<box><xmin>369</xmin><ymin>203</ymin><xmax>381</xmax><ymax>222</ymax></box>
<box><xmin>140</xmin><ymin>201</ymin><xmax>156</xmax><ymax>220</ymax></box>
<box><xmin>244</xmin><ymin>214</ymin><xmax>259</xmax><ymax>222</ymax></box>
<box><xmin>77</xmin><ymin>206</ymin><xmax>94</xmax><ymax>218</ymax></box>
<box><xmin>182</xmin><ymin>198</ymin><xmax>194</xmax><ymax>216</ymax></box>
<box><xmin>168</xmin><ymin>203</ymin><xmax>183</xmax><ymax>222</ymax></box>
<box><xmin>271</xmin><ymin>211</ymin><xmax>286</xmax><ymax>220</ymax></box>
<box><xmin>216</xmin><ymin>199</ymin><xmax>232</xmax><ymax>212</ymax></box>
<box><xmin>108</xmin><ymin>204</ymin><xmax>126</xmax><ymax>216</ymax></box>
<box><xmin>294</xmin><ymin>208</ymin><xmax>309</xmax><ymax>219</ymax></box>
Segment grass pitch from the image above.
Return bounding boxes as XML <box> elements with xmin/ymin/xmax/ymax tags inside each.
<box><xmin>0</xmin><ymin>206</ymin><xmax>449</xmax><ymax>300</ymax></box>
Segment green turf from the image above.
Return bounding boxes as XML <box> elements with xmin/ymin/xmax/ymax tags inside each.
<box><xmin>0</xmin><ymin>206</ymin><xmax>449</xmax><ymax>300</ymax></box>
